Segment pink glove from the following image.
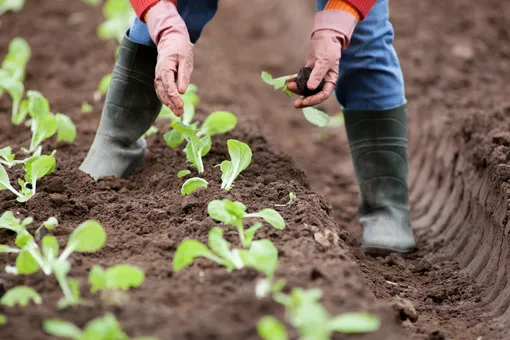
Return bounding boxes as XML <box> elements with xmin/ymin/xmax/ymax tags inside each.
<box><xmin>288</xmin><ymin>10</ymin><xmax>358</xmax><ymax>108</ymax></box>
<box><xmin>146</xmin><ymin>0</ymin><xmax>193</xmax><ymax>116</ymax></box>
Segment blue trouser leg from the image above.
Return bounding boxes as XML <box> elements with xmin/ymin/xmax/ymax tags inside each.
<box><xmin>316</xmin><ymin>0</ymin><xmax>405</xmax><ymax>110</ymax></box>
<box><xmin>128</xmin><ymin>0</ymin><xmax>219</xmax><ymax>46</ymax></box>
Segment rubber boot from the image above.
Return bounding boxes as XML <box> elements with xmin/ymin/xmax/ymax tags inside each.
<box><xmin>80</xmin><ymin>35</ymin><xmax>162</xmax><ymax>180</ymax></box>
<box><xmin>344</xmin><ymin>105</ymin><xmax>416</xmax><ymax>255</ymax></box>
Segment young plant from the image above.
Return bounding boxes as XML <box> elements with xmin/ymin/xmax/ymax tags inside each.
<box><xmin>275</xmin><ymin>192</ymin><xmax>296</xmax><ymax>207</ymax></box>
<box><xmin>22</xmin><ymin>91</ymin><xmax>76</xmax><ymax>154</ymax></box>
<box><xmin>0</xmin><ymin>286</ymin><xmax>42</xmax><ymax>307</ymax></box>
<box><xmin>165</xmin><ymin>111</ymin><xmax>237</xmax><ymax>174</ymax></box>
<box><xmin>259</xmin><ymin>288</ymin><xmax>381</xmax><ymax>340</ymax></box>
<box><xmin>2</xmin><ymin>216</ymin><xmax>106</xmax><ymax>309</ymax></box>
<box><xmin>0</xmin><ymin>0</ymin><xmax>24</xmax><ymax>16</ymax></box>
<box><xmin>181</xmin><ymin>177</ymin><xmax>208</xmax><ymax>196</ymax></box>
<box><xmin>0</xmin><ymin>314</ymin><xmax>6</xmax><ymax>325</ymax></box>
<box><xmin>261</xmin><ymin>71</ymin><xmax>336</xmax><ymax>128</ymax></box>
<box><xmin>0</xmin><ymin>152</ymin><xmax>56</xmax><ymax>202</ymax></box>
<box><xmin>97</xmin><ymin>0</ymin><xmax>135</xmax><ymax>43</ymax></box>
<box><xmin>220</xmin><ymin>139</ymin><xmax>252</xmax><ymax>191</ymax></box>
<box><xmin>89</xmin><ymin>264</ymin><xmax>145</xmax><ymax>293</ymax></box>
<box><xmin>43</xmin><ymin>313</ymin><xmax>158</xmax><ymax>340</ymax></box>
<box><xmin>207</xmin><ymin>199</ymin><xmax>285</xmax><ymax>248</ymax></box>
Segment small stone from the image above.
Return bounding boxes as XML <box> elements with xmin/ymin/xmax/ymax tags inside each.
<box><xmin>429</xmin><ymin>330</ymin><xmax>446</xmax><ymax>340</ymax></box>
<box><xmin>389</xmin><ymin>296</ymin><xmax>418</xmax><ymax>322</ymax></box>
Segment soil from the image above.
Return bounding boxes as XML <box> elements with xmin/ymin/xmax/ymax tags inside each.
<box><xmin>296</xmin><ymin>67</ymin><xmax>323</xmax><ymax>97</ymax></box>
<box><xmin>0</xmin><ymin>0</ymin><xmax>509</xmax><ymax>340</ymax></box>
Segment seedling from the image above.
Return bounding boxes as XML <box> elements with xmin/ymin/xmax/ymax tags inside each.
<box><xmin>181</xmin><ymin>177</ymin><xmax>208</xmax><ymax>196</ymax></box>
<box><xmin>261</xmin><ymin>71</ymin><xmax>336</xmax><ymax>128</ymax></box>
<box><xmin>177</xmin><ymin>169</ymin><xmax>191</xmax><ymax>178</ymax></box>
<box><xmin>0</xmin><ymin>153</ymin><xmax>56</xmax><ymax>202</ymax></box>
<box><xmin>89</xmin><ymin>264</ymin><xmax>145</xmax><ymax>293</ymax></box>
<box><xmin>207</xmin><ymin>199</ymin><xmax>285</xmax><ymax>248</ymax></box>
<box><xmin>81</xmin><ymin>102</ymin><xmax>93</xmax><ymax>113</ymax></box>
<box><xmin>165</xmin><ymin>111</ymin><xmax>237</xmax><ymax>173</ymax></box>
<box><xmin>97</xmin><ymin>0</ymin><xmax>135</xmax><ymax>43</ymax></box>
<box><xmin>220</xmin><ymin>139</ymin><xmax>252</xmax><ymax>191</ymax></box>
<box><xmin>275</xmin><ymin>192</ymin><xmax>296</xmax><ymax>207</ymax></box>
<box><xmin>43</xmin><ymin>313</ymin><xmax>158</xmax><ymax>340</ymax></box>
<box><xmin>2</xmin><ymin>216</ymin><xmax>107</xmax><ymax>309</ymax></box>
<box><xmin>0</xmin><ymin>0</ymin><xmax>24</xmax><ymax>16</ymax></box>
<box><xmin>0</xmin><ymin>314</ymin><xmax>6</xmax><ymax>325</ymax></box>
<box><xmin>0</xmin><ymin>286</ymin><xmax>42</xmax><ymax>307</ymax></box>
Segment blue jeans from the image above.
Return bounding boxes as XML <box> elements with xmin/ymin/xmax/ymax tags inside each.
<box><xmin>128</xmin><ymin>0</ymin><xmax>219</xmax><ymax>46</ymax></box>
<box><xmin>129</xmin><ymin>0</ymin><xmax>404</xmax><ymax>111</ymax></box>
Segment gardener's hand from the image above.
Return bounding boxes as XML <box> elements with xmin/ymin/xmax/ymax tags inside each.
<box><xmin>287</xmin><ymin>10</ymin><xmax>358</xmax><ymax>109</ymax></box>
<box><xmin>146</xmin><ymin>0</ymin><xmax>192</xmax><ymax>116</ymax></box>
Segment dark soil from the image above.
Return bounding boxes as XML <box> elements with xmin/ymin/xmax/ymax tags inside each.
<box><xmin>0</xmin><ymin>0</ymin><xmax>509</xmax><ymax>340</ymax></box>
<box><xmin>296</xmin><ymin>67</ymin><xmax>323</xmax><ymax>97</ymax></box>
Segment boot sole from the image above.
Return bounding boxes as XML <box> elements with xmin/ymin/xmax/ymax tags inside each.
<box><xmin>362</xmin><ymin>245</ymin><xmax>417</xmax><ymax>257</ymax></box>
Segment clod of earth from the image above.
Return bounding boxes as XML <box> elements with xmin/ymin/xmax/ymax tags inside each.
<box><xmin>296</xmin><ymin>67</ymin><xmax>324</xmax><ymax>97</ymax></box>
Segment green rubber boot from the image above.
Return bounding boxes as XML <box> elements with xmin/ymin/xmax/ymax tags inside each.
<box><xmin>80</xmin><ymin>35</ymin><xmax>162</xmax><ymax>180</ymax></box>
<box><xmin>344</xmin><ymin>105</ymin><xmax>416</xmax><ymax>255</ymax></box>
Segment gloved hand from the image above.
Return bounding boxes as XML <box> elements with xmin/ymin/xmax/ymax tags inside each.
<box><xmin>146</xmin><ymin>0</ymin><xmax>192</xmax><ymax>116</ymax></box>
<box><xmin>287</xmin><ymin>10</ymin><xmax>358</xmax><ymax>108</ymax></box>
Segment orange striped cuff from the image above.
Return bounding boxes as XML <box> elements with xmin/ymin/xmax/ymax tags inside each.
<box><xmin>325</xmin><ymin>0</ymin><xmax>361</xmax><ymax>21</ymax></box>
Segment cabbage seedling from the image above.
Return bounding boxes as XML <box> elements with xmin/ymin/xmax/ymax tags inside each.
<box><xmin>0</xmin><ymin>0</ymin><xmax>24</xmax><ymax>16</ymax></box>
<box><xmin>220</xmin><ymin>139</ymin><xmax>252</xmax><ymax>191</ymax></box>
<box><xmin>0</xmin><ymin>314</ymin><xmax>6</xmax><ymax>325</ymax></box>
<box><xmin>0</xmin><ymin>153</ymin><xmax>56</xmax><ymax>202</ymax></box>
<box><xmin>275</xmin><ymin>192</ymin><xmax>296</xmax><ymax>207</ymax></box>
<box><xmin>260</xmin><ymin>288</ymin><xmax>381</xmax><ymax>340</ymax></box>
<box><xmin>166</xmin><ymin>111</ymin><xmax>237</xmax><ymax>173</ymax></box>
<box><xmin>97</xmin><ymin>0</ymin><xmax>135</xmax><ymax>43</ymax></box>
<box><xmin>261</xmin><ymin>71</ymin><xmax>334</xmax><ymax>128</ymax></box>
<box><xmin>3</xmin><ymin>218</ymin><xmax>107</xmax><ymax>309</ymax></box>
<box><xmin>43</xmin><ymin>313</ymin><xmax>158</xmax><ymax>340</ymax></box>
<box><xmin>181</xmin><ymin>177</ymin><xmax>208</xmax><ymax>196</ymax></box>
<box><xmin>208</xmin><ymin>199</ymin><xmax>285</xmax><ymax>248</ymax></box>
<box><xmin>0</xmin><ymin>286</ymin><xmax>42</xmax><ymax>307</ymax></box>
<box><xmin>89</xmin><ymin>264</ymin><xmax>145</xmax><ymax>293</ymax></box>
<box><xmin>176</xmin><ymin>169</ymin><xmax>191</xmax><ymax>178</ymax></box>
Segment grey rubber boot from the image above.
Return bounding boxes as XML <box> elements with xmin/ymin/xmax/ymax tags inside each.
<box><xmin>344</xmin><ymin>105</ymin><xmax>416</xmax><ymax>255</ymax></box>
<box><xmin>80</xmin><ymin>35</ymin><xmax>162</xmax><ymax>180</ymax></box>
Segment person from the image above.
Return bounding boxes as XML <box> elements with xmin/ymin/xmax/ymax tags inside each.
<box><xmin>80</xmin><ymin>0</ymin><xmax>416</xmax><ymax>255</ymax></box>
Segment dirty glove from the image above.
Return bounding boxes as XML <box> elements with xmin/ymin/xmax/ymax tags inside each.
<box><xmin>288</xmin><ymin>10</ymin><xmax>358</xmax><ymax>108</ymax></box>
<box><xmin>146</xmin><ymin>0</ymin><xmax>193</xmax><ymax>116</ymax></box>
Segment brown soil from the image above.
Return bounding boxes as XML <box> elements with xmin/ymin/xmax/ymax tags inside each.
<box><xmin>0</xmin><ymin>0</ymin><xmax>509</xmax><ymax>339</ymax></box>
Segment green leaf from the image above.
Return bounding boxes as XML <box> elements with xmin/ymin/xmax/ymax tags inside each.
<box><xmin>327</xmin><ymin>113</ymin><xmax>344</xmax><ymax>128</ymax></box>
<box><xmin>67</xmin><ymin>220</ymin><xmax>106</xmax><ymax>252</ymax></box>
<box><xmin>0</xmin><ymin>245</ymin><xmax>19</xmax><ymax>253</ymax></box>
<box><xmin>208</xmin><ymin>227</ymin><xmax>243</xmax><ymax>270</ymax></box>
<box><xmin>173</xmin><ymin>240</ymin><xmax>218</xmax><ymax>272</ymax></box>
<box><xmin>30</xmin><ymin>114</ymin><xmax>58</xmax><ymax>151</ymax></box>
<box><xmin>4</xmin><ymin>37</ymin><xmax>30</xmax><ymax>69</ymax></box>
<box><xmin>55</xmin><ymin>113</ymin><xmax>77</xmax><ymax>143</ymax></box>
<box><xmin>177</xmin><ymin>170</ymin><xmax>191</xmax><ymax>178</ymax></box>
<box><xmin>244</xmin><ymin>239</ymin><xmax>279</xmax><ymax>278</ymax></box>
<box><xmin>261</xmin><ymin>72</ymin><xmax>291</xmax><ymax>91</ymax></box>
<box><xmin>328</xmin><ymin>313</ymin><xmax>380</xmax><ymax>334</ymax></box>
<box><xmin>15</xmin><ymin>249</ymin><xmax>41</xmax><ymax>274</ymax></box>
<box><xmin>181</xmin><ymin>177</ymin><xmax>208</xmax><ymax>196</ymax></box>
<box><xmin>1</xmin><ymin>286</ymin><xmax>42</xmax><ymax>307</ymax></box>
<box><xmin>43</xmin><ymin>216</ymin><xmax>59</xmax><ymax>230</ymax></box>
<box><xmin>98</xmin><ymin>73</ymin><xmax>112</xmax><ymax>94</ymax></box>
<box><xmin>29</xmin><ymin>154</ymin><xmax>56</xmax><ymax>182</ymax></box>
<box><xmin>199</xmin><ymin>135</ymin><xmax>211</xmax><ymax>157</ymax></box>
<box><xmin>83</xmin><ymin>313</ymin><xmax>128</xmax><ymax>340</ymax></box>
<box><xmin>42</xmin><ymin>235</ymin><xmax>59</xmax><ymax>262</ymax></box>
<box><xmin>246</xmin><ymin>209</ymin><xmax>285</xmax><ymax>230</ymax></box>
<box><xmin>15</xmin><ymin>232</ymin><xmax>33</xmax><ymax>248</ymax></box>
<box><xmin>103</xmin><ymin>264</ymin><xmax>145</xmax><ymax>291</ymax></box>
<box><xmin>207</xmin><ymin>199</ymin><xmax>246</xmax><ymax>225</ymax></box>
<box><xmin>163</xmin><ymin>129</ymin><xmax>184</xmax><ymax>148</ymax></box>
<box><xmin>43</xmin><ymin>319</ymin><xmax>83</xmax><ymax>339</ymax></box>
<box><xmin>257</xmin><ymin>316</ymin><xmax>288</xmax><ymax>340</ymax></box>
<box><xmin>244</xmin><ymin>222</ymin><xmax>263</xmax><ymax>247</ymax></box>
<box><xmin>52</xmin><ymin>259</ymin><xmax>71</xmax><ymax>277</ymax></box>
<box><xmin>220</xmin><ymin>139</ymin><xmax>252</xmax><ymax>191</ymax></box>
<box><xmin>200</xmin><ymin>111</ymin><xmax>238</xmax><ymax>136</ymax></box>
<box><xmin>26</xmin><ymin>91</ymin><xmax>50</xmax><ymax>118</ymax></box>
<box><xmin>0</xmin><ymin>146</ymin><xmax>15</xmax><ymax>165</ymax></box>
<box><xmin>88</xmin><ymin>265</ymin><xmax>106</xmax><ymax>293</ymax></box>
<box><xmin>157</xmin><ymin>105</ymin><xmax>180</xmax><ymax>122</ymax></box>
<box><xmin>57</xmin><ymin>278</ymin><xmax>82</xmax><ymax>309</ymax></box>
<box><xmin>302</xmin><ymin>107</ymin><xmax>330</xmax><ymax>127</ymax></box>
<box><xmin>0</xmin><ymin>77</ymin><xmax>25</xmax><ymax>125</ymax></box>
<box><xmin>0</xmin><ymin>314</ymin><xmax>6</xmax><ymax>325</ymax></box>
<box><xmin>0</xmin><ymin>164</ymin><xmax>19</xmax><ymax>196</ymax></box>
